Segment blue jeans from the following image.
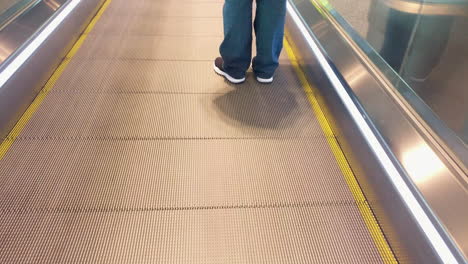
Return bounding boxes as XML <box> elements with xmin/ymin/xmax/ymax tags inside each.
<box><xmin>219</xmin><ymin>0</ymin><xmax>287</xmax><ymax>79</ymax></box>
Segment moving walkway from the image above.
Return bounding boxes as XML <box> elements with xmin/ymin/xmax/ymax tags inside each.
<box><xmin>0</xmin><ymin>0</ymin><xmax>466</xmax><ymax>263</ymax></box>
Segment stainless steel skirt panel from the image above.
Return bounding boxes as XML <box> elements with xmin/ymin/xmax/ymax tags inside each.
<box><xmin>0</xmin><ymin>0</ymin><xmax>106</xmax><ymax>139</ymax></box>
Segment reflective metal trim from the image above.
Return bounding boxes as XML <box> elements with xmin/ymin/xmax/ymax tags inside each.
<box><xmin>383</xmin><ymin>0</ymin><xmax>468</xmax><ymax>16</ymax></box>
<box><xmin>0</xmin><ymin>0</ymin><xmax>105</xmax><ymax>138</ymax></box>
<box><xmin>0</xmin><ymin>0</ymin><xmax>68</xmax><ymax>66</ymax></box>
<box><xmin>286</xmin><ymin>0</ymin><xmax>468</xmax><ymax>263</ymax></box>
<box><xmin>337</xmin><ymin>0</ymin><xmax>468</xmax><ymax>176</ymax></box>
<box><xmin>0</xmin><ymin>0</ymin><xmax>40</xmax><ymax>31</ymax></box>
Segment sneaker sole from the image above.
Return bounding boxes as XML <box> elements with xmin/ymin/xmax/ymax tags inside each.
<box><xmin>256</xmin><ymin>76</ymin><xmax>274</xmax><ymax>84</ymax></box>
<box><xmin>213</xmin><ymin>64</ymin><xmax>245</xmax><ymax>84</ymax></box>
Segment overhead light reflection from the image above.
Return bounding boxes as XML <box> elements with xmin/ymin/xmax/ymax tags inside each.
<box><xmin>345</xmin><ymin>66</ymin><xmax>368</xmax><ymax>87</ymax></box>
<box><xmin>0</xmin><ymin>0</ymin><xmax>81</xmax><ymax>89</ymax></box>
<box><xmin>0</xmin><ymin>44</ymin><xmax>14</xmax><ymax>62</ymax></box>
<box><xmin>44</xmin><ymin>0</ymin><xmax>61</xmax><ymax>11</ymax></box>
<box><xmin>402</xmin><ymin>145</ymin><xmax>445</xmax><ymax>183</ymax></box>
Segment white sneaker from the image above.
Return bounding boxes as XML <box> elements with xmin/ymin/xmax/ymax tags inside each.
<box><xmin>256</xmin><ymin>76</ymin><xmax>274</xmax><ymax>84</ymax></box>
<box><xmin>214</xmin><ymin>57</ymin><xmax>246</xmax><ymax>84</ymax></box>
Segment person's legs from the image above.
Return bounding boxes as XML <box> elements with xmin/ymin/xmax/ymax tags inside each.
<box><xmin>217</xmin><ymin>0</ymin><xmax>253</xmax><ymax>82</ymax></box>
<box><xmin>253</xmin><ymin>0</ymin><xmax>287</xmax><ymax>82</ymax></box>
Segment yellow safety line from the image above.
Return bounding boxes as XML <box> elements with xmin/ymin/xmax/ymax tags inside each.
<box><xmin>0</xmin><ymin>1</ymin><xmax>395</xmax><ymax>261</ymax></box>
<box><xmin>0</xmin><ymin>0</ymin><xmax>112</xmax><ymax>160</ymax></box>
<box><xmin>284</xmin><ymin>39</ymin><xmax>398</xmax><ymax>264</ymax></box>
